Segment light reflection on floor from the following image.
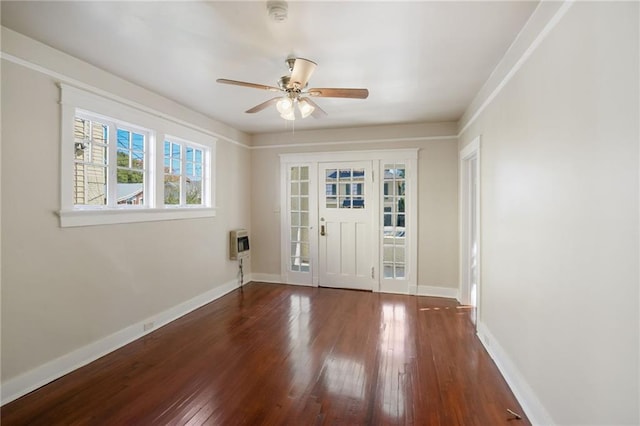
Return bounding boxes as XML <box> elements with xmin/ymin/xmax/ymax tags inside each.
<box><xmin>379</xmin><ymin>302</ymin><xmax>407</xmax><ymax>418</ymax></box>
<box><xmin>289</xmin><ymin>294</ymin><xmax>368</xmax><ymax>401</ymax></box>
<box><xmin>321</xmin><ymin>356</ymin><xmax>366</xmax><ymax>400</ymax></box>
<box><xmin>287</xmin><ymin>294</ymin><xmax>312</xmax><ymax>393</ymax></box>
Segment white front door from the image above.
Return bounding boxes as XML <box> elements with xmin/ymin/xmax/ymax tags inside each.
<box><xmin>318</xmin><ymin>162</ymin><xmax>376</xmax><ymax>291</ymax></box>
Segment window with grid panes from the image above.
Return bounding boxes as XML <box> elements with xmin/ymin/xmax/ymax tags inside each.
<box><xmin>290</xmin><ymin>166</ymin><xmax>310</xmax><ymax>272</ymax></box>
<box><xmin>60</xmin><ymin>84</ymin><xmax>217</xmax><ymax>227</ymax></box>
<box><xmin>383</xmin><ymin>164</ymin><xmax>406</xmax><ymax>279</ymax></box>
<box><xmin>163</xmin><ymin>140</ymin><xmax>206</xmax><ymax>206</ymax></box>
<box><xmin>73</xmin><ymin>113</ymin><xmax>149</xmax><ymax>208</ymax></box>
<box><xmin>117</xmin><ymin>128</ymin><xmax>145</xmax><ymax>204</ymax></box>
<box><xmin>324</xmin><ymin>168</ymin><xmax>365</xmax><ymax>209</ymax></box>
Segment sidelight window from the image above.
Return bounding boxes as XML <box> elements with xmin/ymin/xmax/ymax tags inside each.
<box><xmin>383</xmin><ymin>164</ymin><xmax>407</xmax><ymax>279</ymax></box>
<box><xmin>290</xmin><ymin>166</ymin><xmax>310</xmax><ymax>272</ymax></box>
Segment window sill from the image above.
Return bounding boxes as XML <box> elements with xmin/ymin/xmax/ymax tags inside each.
<box><xmin>58</xmin><ymin>207</ymin><xmax>217</xmax><ymax>228</ymax></box>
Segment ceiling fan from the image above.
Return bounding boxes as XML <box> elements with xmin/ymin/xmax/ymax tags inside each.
<box><xmin>216</xmin><ymin>57</ymin><xmax>369</xmax><ymax>121</ymax></box>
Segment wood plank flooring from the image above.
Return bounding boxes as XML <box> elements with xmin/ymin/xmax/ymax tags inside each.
<box><xmin>1</xmin><ymin>283</ymin><xmax>530</xmax><ymax>425</ymax></box>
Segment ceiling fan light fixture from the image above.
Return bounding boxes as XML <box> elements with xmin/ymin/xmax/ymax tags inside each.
<box><xmin>298</xmin><ymin>98</ymin><xmax>315</xmax><ymax>118</ymax></box>
<box><xmin>280</xmin><ymin>109</ymin><xmax>296</xmax><ymax>121</ymax></box>
<box><xmin>276</xmin><ymin>97</ymin><xmax>293</xmax><ymax>114</ymax></box>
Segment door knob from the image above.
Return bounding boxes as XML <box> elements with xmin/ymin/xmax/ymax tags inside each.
<box><xmin>320</xmin><ymin>225</ymin><xmax>326</xmax><ymax>236</ymax></box>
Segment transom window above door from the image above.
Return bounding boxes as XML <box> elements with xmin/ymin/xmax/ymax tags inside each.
<box><xmin>324</xmin><ymin>168</ymin><xmax>365</xmax><ymax>209</ymax></box>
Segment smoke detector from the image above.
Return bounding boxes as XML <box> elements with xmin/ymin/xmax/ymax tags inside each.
<box><xmin>267</xmin><ymin>1</ymin><xmax>288</xmax><ymax>22</ymax></box>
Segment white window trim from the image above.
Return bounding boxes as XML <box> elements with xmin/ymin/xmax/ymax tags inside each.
<box><xmin>59</xmin><ymin>84</ymin><xmax>217</xmax><ymax>227</ymax></box>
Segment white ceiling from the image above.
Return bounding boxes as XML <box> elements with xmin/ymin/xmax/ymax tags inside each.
<box><xmin>1</xmin><ymin>1</ymin><xmax>538</xmax><ymax>135</ymax></box>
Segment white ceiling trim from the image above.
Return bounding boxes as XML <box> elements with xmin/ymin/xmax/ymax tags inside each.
<box><xmin>279</xmin><ymin>148</ymin><xmax>419</xmax><ymax>163</ymax></box>
<box><xmin>252</xmin><ymin>135</ymin><xmax>457</xmax><ymax>151</ymax></box>
<box><xmin>457</xmin><ymin>0</ymin><xmax>574</xmax><ymax>136</ymax></box>
<box><xmin>0</xmin><ymin>50</ymin><xmax>251</xmax><ymax>150</ymax></box>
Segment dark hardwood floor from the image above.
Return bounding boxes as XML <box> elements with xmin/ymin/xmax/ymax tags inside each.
<box><xmin>1</xmin><ymin>282</ymin><xmax>529</xmax><ymax>425</ymax></box>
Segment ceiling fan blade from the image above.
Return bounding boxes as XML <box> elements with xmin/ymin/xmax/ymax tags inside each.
<box><xmin>245</xmin><ymin>97</ymin><xmax>281</xmax><ymax>113</ymax></box>
<box><xmin>216</xmin><ymin>78</ymin><xmax>281</xmax><ymax>92</ymax></box>
<box><xmin>288</xmin><ymin>58</ymin><xmax>317</xmax><ymax>89</ymax></box>
<box><xmin>301</xmin><ymin>97</ymin><xmax>327</xmax><ymax>118</ymax></box>
<box><xmin>308</xmin><ymin>88</ymin><xmax>369</xmax><ymax>99</ymax></box>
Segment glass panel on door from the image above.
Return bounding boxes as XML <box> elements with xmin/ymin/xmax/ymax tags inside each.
<box><xmin>324</xmin><ymin>167</ymin><xmax>366</xmax><ymax>209</ymax></box>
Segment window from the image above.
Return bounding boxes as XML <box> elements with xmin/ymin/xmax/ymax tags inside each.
<box><xmin>73</xmin><ymin>115</ymin><xmax>109</xmax><ymax>206</ymax></box>
<box><xmin>324</xmin><ymin>168</ymin><xmax>365</xmax><ymax>209</ymax></box>
<box><xmin>73</xmin><ymin>112</ymin><xmax>149</xmax><ymax>208</ymax></box>
<box><xmin>116</xmin><ymin>128</ymin><xmax>146</xmax><ymax>206</ymax></box>
<box><xmin>60</xmin><ymin>84</ymin><xmax>216</xmax><ymax>227</ymax></box>
<box><xmin>383</xmin><ymin>164</ymin><xmax>407</xmax><ymax>279</ymax></box>
<box><xmin>163</xmin><ymin>140</ymin><xmax>206</xmax><ymax>207</ymax></box>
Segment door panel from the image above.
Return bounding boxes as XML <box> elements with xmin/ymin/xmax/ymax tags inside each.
<box><xmin>319</xmin><ymin>162</ymin><xmax>375</xmax><ymax>290</ymax></box>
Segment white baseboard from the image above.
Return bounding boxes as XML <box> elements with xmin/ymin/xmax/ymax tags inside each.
<box><xmin>247</xmin><ymin>273</ymin><xmax>282</xmax><ymax>284</ymax></box>
<box><xmin>282</xmin><ymin>281</ymin><xmax>313</xmax><ymax>287</ymax></box>
<box><xmin>1</xmin><ymin>277</ymin><xmax>240</xmax><ymax>406</ymax></box>
<box><xmin>413</xmin><ymin>285</ymin><xmax>460</xmax><ymax>301</ymax></box>
<box><xmin>247</xmin><ymin>279</ymin><xmax>458</xmax><ymax>299</ymax></box>
<box><xmin>476</xmin><ymin>321</ymin><xmax>554</xmax><ymax>426</ymax></box>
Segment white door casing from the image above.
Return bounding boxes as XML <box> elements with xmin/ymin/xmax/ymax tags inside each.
<box><xmin>279</xmin><ymin>149</ymin><xmax>418</xmax><ymax>294</ymax></box>
<box><xmin>459</xmin><ymin>136</ymin><xmax>481</xmax><ymax>322</ymax></box>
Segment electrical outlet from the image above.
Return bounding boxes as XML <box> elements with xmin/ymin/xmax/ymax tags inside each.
<box><xmin>143</xmin><ymin>322</ymin><xmax>154</xmax><ymax>332</ymax></box>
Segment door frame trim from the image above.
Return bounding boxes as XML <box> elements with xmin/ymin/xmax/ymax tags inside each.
<box><xmin>280</xmin><ymin>149</ymin><xmax>418</xmax><ymax>293</ymax></box>
<box><xmin>459</xmin><ymin>136</ymin><xmax>481</xmax><ymax>317</ymax></box>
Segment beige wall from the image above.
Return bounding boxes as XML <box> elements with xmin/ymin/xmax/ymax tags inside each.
<box><xmin>1</xmin><ymin>32</ymin><xmax>252</xmax><ymax>384</ymax></box>
<box><xmin>250</xmin><ymin>122</ymin><xmax>459</xmax><ymax>290</ymax></box>
<box><xmin>459</xmin><ymin>2</ymin><xmax>639</xmax><ymax>424</ymax></box>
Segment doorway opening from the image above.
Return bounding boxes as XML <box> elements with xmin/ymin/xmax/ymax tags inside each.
<box><xmin>460</xmin><ymin>137</ymin><xmax>480</xmax><ymax>325</ymax></box>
